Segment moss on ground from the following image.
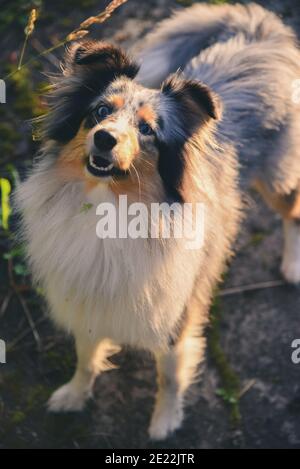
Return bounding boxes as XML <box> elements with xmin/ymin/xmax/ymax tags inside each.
<box><xmin>208</xmin><ymin>296</ymin><xmax>242</xmax><ymax>426</ymax></box>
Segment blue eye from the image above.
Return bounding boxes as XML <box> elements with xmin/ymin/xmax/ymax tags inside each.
<box><xmin>139</xmin><ymin>122</ymin><xmax>154</xmax><ymax>136</ymax></box>
<box><xmin>97</xmin><ymin>105</ymin><xmax>112</xmax><ymax>120</ymax></box>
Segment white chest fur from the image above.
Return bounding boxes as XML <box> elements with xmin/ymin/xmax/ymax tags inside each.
<box><xmin>16</xmin><ymin>166</ymin><xmax>203</xmax><ymax>351</ymax></box>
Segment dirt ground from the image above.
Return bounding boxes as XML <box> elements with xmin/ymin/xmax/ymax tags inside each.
<box><xmin>1</xmin><ymin>0</ymin><xmax>300</xmax><ymax>449</ymax></box>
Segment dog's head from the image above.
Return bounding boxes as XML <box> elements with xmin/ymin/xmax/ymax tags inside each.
<box><xmin>44</xmin><ymin>41</ymin><xmax>221</xmax><ymax>201</ymax></box>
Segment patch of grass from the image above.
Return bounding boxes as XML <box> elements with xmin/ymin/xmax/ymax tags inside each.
<box><xmin>0</xmin><ymin>368</ymin><xmax>52</xmax><ymax>423</ymax></box>
<box><xmin>208</xmin><ymin>296</ymin><xmax>241</xmax><ymax>426</ymax></box>
<box><xmin>25</xmin><ymin>384</ymin><xmax>52</xmax><ymax>412</ymax></box>
<box><xmin>0</xmin><ymin>371</ymin><xmax>23</xmax><ymax>402</ymax></box>
<box><xmin>10</xmin><ymin>410</ymin><xmax>27</xmax><ymax>425</ymax></box>
<box><xmin>6</xmin><ymin>65</ymin><xmax>45</xmax><ymax>119</ymax></box>
<box><xmin>0</xmin><ymin>123</ymin><xmax>20</xmax><ymax>155</ymax></box>
<box><xmin>45</xmin><ymin>349</ymin><xmax>75</xmax><ymax>375</ymax></box>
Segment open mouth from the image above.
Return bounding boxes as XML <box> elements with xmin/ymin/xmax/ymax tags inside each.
<box><xmin>86</xmin><ymin>154</ymin><xmax>128</xmax><ymax>178</ymax></box>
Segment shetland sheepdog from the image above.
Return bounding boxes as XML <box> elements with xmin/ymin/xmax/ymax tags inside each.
<box><xmin>16</xmin><ymin>3</ymin><xmax>300</xmax><ymax>440</ymax></box>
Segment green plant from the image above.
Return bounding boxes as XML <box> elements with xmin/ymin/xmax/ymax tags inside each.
<box><xmin>0</xmin><ymin>178</ymin><xmax>12</xmax><ymax>231</ymax></box>
<box><xmin>208</xmin><ymin>296</ymin><xmax>241</xmax><ymax>426</ymax></box>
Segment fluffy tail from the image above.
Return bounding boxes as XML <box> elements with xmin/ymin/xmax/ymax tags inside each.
<box><xmin>136</xmin><ymin>3</ymin><xmax>296</xmax><ymax>88</ymax></box>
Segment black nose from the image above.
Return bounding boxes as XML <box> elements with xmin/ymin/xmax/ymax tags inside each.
<box><xmin>94</xmin><ymin>130</ymin><xmax>117</xmax><ymax>152</ymax></box>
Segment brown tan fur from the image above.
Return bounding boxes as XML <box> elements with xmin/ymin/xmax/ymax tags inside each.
<box><xmin>110</xmin><ymin>95</ymin><xmax>125</xmax><ymax>109</ymax></box>
<box><xmin>254</xmin><ymin>179</ymin><xmax>300</xmax><ymax>220</ymax></box>
<box><xmin>56</xmin><ymin>127</ymin><xmax>87</xmax><ymax>181</ymax></box>
<box><xmin>137</xmin><ymin>105</ymin><xmax>157</xmax><ymax>125</ymax></box>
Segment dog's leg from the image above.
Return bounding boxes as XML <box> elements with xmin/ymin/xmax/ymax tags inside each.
<box><xmin>48</xmin><ymin>337</ymin><xmax>120</xmax><ymax>413</ymax></box>
<box><xmin>281</xmin><ymin>219</ymin><xmax>300</xmax><ymax>284</ymax></box>
<box><xmin>149</xmin><ymin>300</ymin><xmax>208</xmax><ymax>440</ymax></box>
<box><xmin>254</xmin><ymin>179</ymin><xmax>300</xmax><ymax>284</ymax></box>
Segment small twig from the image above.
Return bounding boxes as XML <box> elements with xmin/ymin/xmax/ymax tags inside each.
<box><xmin>0</xmin><ymin>291</ymin><xmax>12</xmax><ymax>318</ymax></box>
<box><xmin>7</xmin><ymin>316</ymin><xmax>47</xmax><ymax>352</ymax></box>
<box><xmin>239</xmin><ymin>379</ymin><xmax>256</xmax><ymax>399</ymax></box>
<box><xmin>42</xmin><ymin>341</ymin><xmax>57</xmax><ymax>352</ymax></box>
<box><xmin>31</xmin><ymin>38</ymin><xmax>61</xmax><ymax>69</ymax></box>
<box><xmin>219</xmin><ymin>280</ymin><xmax>286</xmax><ymax>297</ymax></box>
<box><xmin>5</xmin><ymin>40</ymin><xmax>67</xmax><ymax>81</ymax></box>
<box><xmin>18</xmin><ymin>35</ymin><xmax>29</xmax><ymax>71</ymax></box>
<box><xmin>15</xmin><ymin>290</ymin><xmax>42</xmax><ymax>351</ymax></box>
<box><xmin>7</xmin><ymin>258</ymin><xmax>42</xmax><ymax>350</ymax></box>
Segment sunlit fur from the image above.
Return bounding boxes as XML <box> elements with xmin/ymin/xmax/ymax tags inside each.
<box><xmin>138</xmin><ymin>2</ymin><xmax>300</xmax><ymax>285</ymax></box>
<box><xmin>20</xmin><ymin>3</ymin><xmax>300</xmax><ymax>440</ymax></box>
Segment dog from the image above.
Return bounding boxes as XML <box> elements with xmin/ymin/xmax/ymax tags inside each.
<box><xmin>15</xmin><ymin>2</ymin><xmax>300</xmax><ymax>440</ymax></box>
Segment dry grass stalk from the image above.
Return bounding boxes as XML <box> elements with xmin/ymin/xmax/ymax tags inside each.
<box><xmin>69</xmin><ymin>0</ymin><xmax>128</xmax><ymax>40</ymax></box>
<box><xmin>8</xmin><ymin>0</ymin><xmax>129</xmax><ymax>81</ymax></box>
<box><xmin>25</xmin><ymin>8</ymin><xmax>37</xmax><ymax>36</ymax></box>
<box><xmin>66</xmin><ymin>30</ymin><xmax>90</xmax><ymax>42</ymax></box>
<box><xmin>80</xmin><ymin>0</ymin><xmax>129</xmax><ymax>28</ymax></box>
<box><xmin>18</xmin><ymin>8</ymin><xmax>38</xmax><ymax>70</ymax></box>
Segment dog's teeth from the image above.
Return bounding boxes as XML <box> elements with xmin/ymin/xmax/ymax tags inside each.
<box><xmin>89</xmin><ymin>156</ymin><xmax>114</xmax><ymax>172</ymax></box>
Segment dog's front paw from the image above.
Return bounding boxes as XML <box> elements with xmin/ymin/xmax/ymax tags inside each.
<box><xmin>47</xmin><ymin>383</ymin><xmax>91</xmax><ymax>413</ymax></box>
<box><xmin>148</xmin><ymin>404</ymin><xmax>184</xmax><ymax>441</ymax></box>
<box><xmin>281</xmin><ymin>259</ymin><xmax>300</xmax><ymax>285</ymax></box>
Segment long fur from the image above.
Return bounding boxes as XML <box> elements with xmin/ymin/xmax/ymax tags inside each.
<box><xmin>137</xmin><ymin>2</ymin><xmax>300</xmax><ymax>194</ymax></box>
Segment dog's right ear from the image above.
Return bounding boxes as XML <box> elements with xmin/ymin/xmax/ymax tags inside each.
<box><xmin>64</xmin><ymin>41</ymin><xmax>139</xmax><ymax>79</ymax></box>
<box><xmin>43</xmin><ymin>41</ymin><xmax>139</xmax><ymax>143</ymax></box>
<box><xmin>162</xmin><ymin>74</ymin><xmax>222</xmax><ymax>124</ymax></box>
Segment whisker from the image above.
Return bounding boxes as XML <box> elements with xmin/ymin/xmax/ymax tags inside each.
<box><xmin>131</xmin><ymin>163</ymin><xmax>142</xmax><ymax>202</ymax></box>
<box><xmin>93</xmin><ymin>114</ymin><xmax>100</xmax><ymax>125</ymax></box>
<box><xmin>138</xmin><ymin>156</ymin><xmax>155</xmax><ymax>169</ymax></box>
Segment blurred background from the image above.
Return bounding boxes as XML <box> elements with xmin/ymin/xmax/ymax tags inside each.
<box><xmin>0</xmin><ymin>0</ymin><xmax>300</xmax><ymax>449</ymax></box>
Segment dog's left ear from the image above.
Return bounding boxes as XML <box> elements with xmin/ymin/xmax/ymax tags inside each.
<box><xmin>162</xmin><ymin>75</ymin><xmax>222</xmax><ymax>123</ymax></box>
<box><xmin>43</xmin><ymin>41</ymin><xmax>139</xmax><ymax>143</ymax></box>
